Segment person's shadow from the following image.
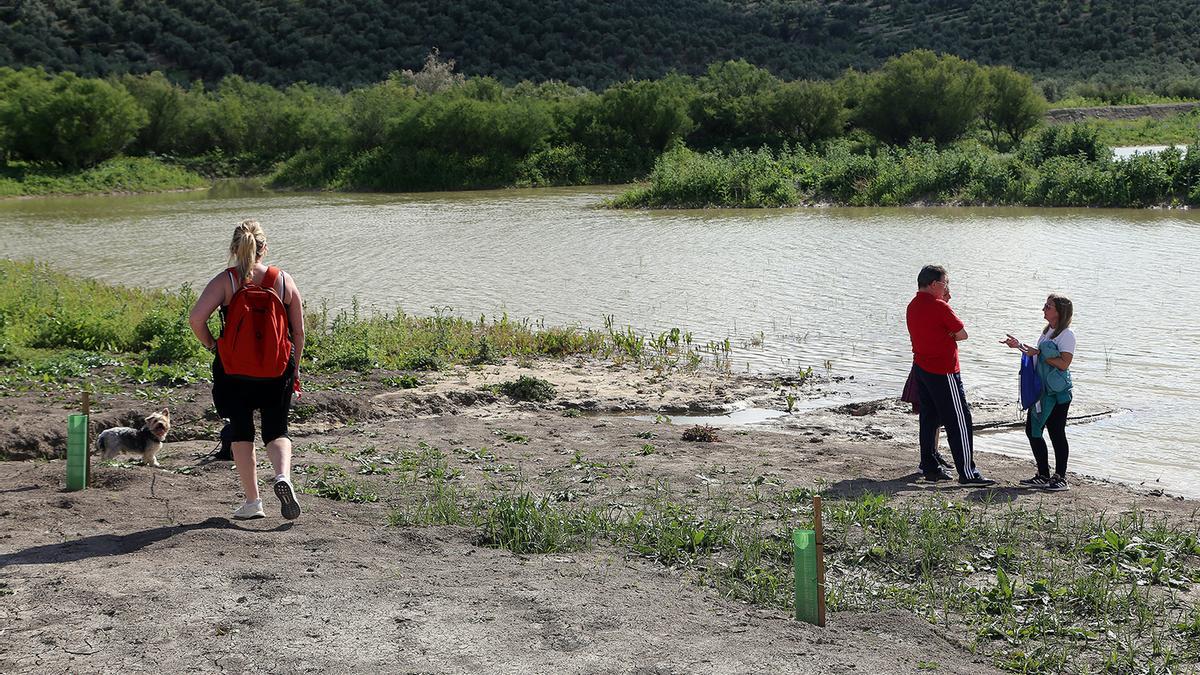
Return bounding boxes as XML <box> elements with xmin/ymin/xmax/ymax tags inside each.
<box><xmin>825</xmin><ymin>474</ymin><xmax>1033</xmax><ymax>503</ymax></box>
<box><xmin>824</xmin><ymin>473</ymin><xmax>929</xmax><ymax>499</ymax></box>
<box><xmin>0</xmin><ymin>517</ymin><xmax>292</xmax><ymax>567</ymax></box>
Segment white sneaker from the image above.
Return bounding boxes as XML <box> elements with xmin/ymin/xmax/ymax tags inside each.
<box><xmin>233</xmin><ymin>499</ymin><xmax>265</xmax><ymax>519</ymax></box>
<box><xmin>273</xmin><ymin>479</ymin><xmax>301</xmax><ymax>521</ymax></box>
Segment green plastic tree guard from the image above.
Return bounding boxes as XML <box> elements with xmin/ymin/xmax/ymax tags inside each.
<box><xmin>794</xmin><ymin>528</ymin><xmax>819</xmax><ymax>625</ymax></box>
<box><xmin>66</xmin><ymin>414</ymin><xmax>88</xmax><ymax>491</ymax></box>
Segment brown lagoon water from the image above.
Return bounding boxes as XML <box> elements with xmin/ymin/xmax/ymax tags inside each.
<box><xmin>2</xmin><ymin>185</ymin><xmax>1198</xmax><ymax>496</ymax></box>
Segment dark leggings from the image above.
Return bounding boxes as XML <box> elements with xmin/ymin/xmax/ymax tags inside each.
<box><xmin>212</xmin><ymin>355</ymin><xmax>294</xmax><ymax>444</ymax></box>
<box><xmin>1026</xmin><ymin>401</ymin><xmax>1070</xmax><ymax>477</ymax></box>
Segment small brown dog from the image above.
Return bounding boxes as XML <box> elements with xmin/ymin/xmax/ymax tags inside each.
<box><xmin>96</xmin><ymin>408</ymin><xmax>170</xmax><ymax>467</ymax></box>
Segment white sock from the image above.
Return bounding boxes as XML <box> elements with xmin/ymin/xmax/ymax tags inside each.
<box><xmin>274</xmin><ymin>473</ymin><xmax>289</xmax><ymax>484</ymax></box>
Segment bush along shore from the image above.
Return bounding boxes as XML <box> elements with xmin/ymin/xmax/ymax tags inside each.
<box><xmin>0</xmin><ymin>157</ymin><xmax>207</xmax><ymax>198</ymax></box>
<box><xmin>611</xmin><ymin>132</ymin><xmax>1200</xmax><ymax>209</ymax></box>
<box><xmin>3</xmin><ymin>50</ymin><xmax>1199</xmax><ymax>205</ymax></box>
<box><xmin>0</xmin><ymin>261</ymin><xmax>724</xmax><ymax>388</ymax></box>
<box><xmin>2</xmin><ymin>263</ymin><xmax>1200</xmax><ymax>672</ymax></box>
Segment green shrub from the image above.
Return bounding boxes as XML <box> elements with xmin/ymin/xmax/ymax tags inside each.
<box><xmin>612</xmin><ymin>146</ymin><xmax>799</xmax><ymax>208</ymax></box>
<box><xmin>0</xmin><ymin>69</ymin><xmax>147</xmax><ymax>169</ymax></box>
<box><xmin>1024</xmin><ymin>123</ymin><xmax>1108</xmax><ymax>164</ymax></box>
<box><xmin>766</xmin><ymin>80</ymin><xmax>845</xmax><ymax>146</ymax></box>
<box><xmin>30</xmin><ymin>311</ymin><xmax>127</xmax><ymax>352</ymax></box>
<box><xmin>1111</xmin><ymin>152</ymin><xmax>1175</xmax><ymax>207</ymax></box>
<box><xmin>808</xmin><ymin>141</ymin><xmax>877</xmax><ymax>204</ymax></box>
<box><xmin>303</xmin><ymin>309</ymin><xmax>377</xmax><ymax>371</ymax></box>
<box><xmin>498</xmin><ymin>375</ymin><xmax>556</xmax><ymax>402</ymax></box>
<box><xmin>1174</xmin><ymin>140</ymin><xmax>1200</xmax><ymax>203</ymax></box>
<box><xmin>961</xmin><ymin>153</ymin><xmax>1029</xmax><ymax>204</ymax></box>
<box><xmin>398</xmin><ymin>350</ymin><xmax>444</xmax><ymax>372</ymax></box>
<box><xmin>0</xmin><ymin>157</ymin><xmax>206</xmax><ymax>197</ymax></box>
<box><xmin>0</xmin><ymin>316</ymin><xmax>14</xmax><ymax>365</ymax></box>
<box><xmin>144</xmin><ymin>318</ymin><xmax>205</xmax><ymax>365</ymax></box>
<box><xmin>980</xmin><ymin>65</ymin><xmax>1048</xmax><ymax>149</ymax></box>
<box><xmin>1026</xmin><ymin>155</ymin><xmax>1114</xmax><ymax>206</ymax></box>
<box><xmin>472</xmin><ymin>335</ymin><xmax>501</xmax><ymax>365</ymax></box>
<box><xmin>269</xmin><ymin>147</ymin><xmax>351</xmax><ymax>189</ymax></box>
<box><xmin>534</xmin><ymin>327</ymin><xmax>590</xmax><ymax>356</ymax></box>
<box><xmin>854</xmin><ymin>50</ymin><xmax>986</xmax><ymax>145</ymax></box>
<box><xmin>118</xmin><ymin>71</ymin><xmax>190</xmax><ymax>156</ymax></box>
<box><xmin>516</xmin><ymin>144</ymin><xmax>590</xmax><ymax>186</ymax></box>
<box><xmin>689</xmin><ymin>60</ymin><xmax>778</xmax><ymax>148</ymax></box>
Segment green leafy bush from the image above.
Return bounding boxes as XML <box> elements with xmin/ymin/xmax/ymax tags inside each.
<box><xmin>854</xmin><ymin>50</ymin><xmax>986</xmax><ymax>145</ymax></box>
<box><xmin>498</xmin><ymin>375</ymin><xmax>557</xmax><ymax>402</ymax></box>
<box><xmin>980</xmin><ymin>65</ymin><xmax>1048</xmax><ymax>149</ymax></box>
<box><xmin>1026</xmin><ymin>155</ymin><xmax>1114</xmax><ymax>206</ymax></box>
<box><xmin>612</xmin><ymin>146</ymin><xmax>799</xmax><ymax>208</ymax></box>
<box><xmin>30</xmin><ymin>311</ymin><xmax>127</xmax><ymax>352</ymax></box>
<box><xmin>0</xmin><ymin>69</ymin><xmax>148</xmax><ymax>168</ymax></box>
<box><xmin>398</xmin><ymin>350</ymin><xmax>444</xmax><ymax>372</ymax></box>
<box><xmin>516</xmin><ymin>144</ymin><xmax>591</xmax><ymax>186</ymax></box>
<box><xmin>1023</xmin><ymin>123</ymin><xmax>1109</xmax><ymax>164</ymax></box>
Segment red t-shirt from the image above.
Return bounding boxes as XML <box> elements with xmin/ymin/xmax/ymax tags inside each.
<box><xmin>906</xmin><ymin>291</ymin><xmax>965</xmax><ymax>375</ymax></box>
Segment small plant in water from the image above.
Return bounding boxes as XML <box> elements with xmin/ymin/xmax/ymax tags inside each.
<box><xmin>682</xmin><ymin>424</ymin><xmax>720</xmax><ymax>443</ymax></box>
<box><xmin>797</xmin><ymin>365</ymin><xmax>814</xmax><ymax>385</ymax></box>
<box><xmin>785</xmin><ymin>393</ymin><xmax>797</xmax><ymax>413</ymax></box>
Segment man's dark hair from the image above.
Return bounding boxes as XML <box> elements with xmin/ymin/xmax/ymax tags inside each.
<box><xmin>917</xmin><ymin>265</ymin><xmax>946</xmax><ymax>288</ymax></box>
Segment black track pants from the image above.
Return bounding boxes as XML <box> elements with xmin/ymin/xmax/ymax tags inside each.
<box><xmin>914</xmin><ymin>364</ymin><xmax>981</xmax><ymax>479</ymax></box>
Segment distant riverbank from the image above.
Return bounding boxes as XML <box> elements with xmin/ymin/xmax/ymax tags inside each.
<box><xmin>1047</xmin><ymin>101</ymin><xmax>1200</xmax><ymax>122</ymax></box>
<box><xmin>0</xmin><ymin>158</ymin><xmax>207</xmax><ymax>199</ymax></box>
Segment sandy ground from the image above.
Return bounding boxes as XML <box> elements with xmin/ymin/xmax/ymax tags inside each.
<box><xmin>0</xmin><ymin>359</ymin><xmax>1190</xmax><ymax>674</ymax></box>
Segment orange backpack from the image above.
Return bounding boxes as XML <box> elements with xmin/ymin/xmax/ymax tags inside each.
<box><xmin>217</xmin><ymin>266</ymin><xmax>292</xmax><ymax>379</ymax></box>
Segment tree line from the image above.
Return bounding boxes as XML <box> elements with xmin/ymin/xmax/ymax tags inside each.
<box><xmin>0</xmin><ymin>51</ymin><xmax>1048</xmax><ymax>192</ymax></box>
<box><xmin>1</xmin><ymin>0</ymin><xmax>1198</xmax><ymax>94</ymax></box>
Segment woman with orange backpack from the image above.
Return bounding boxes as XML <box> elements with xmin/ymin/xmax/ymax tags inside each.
<box><xmin>190</xmin><ymin>220</ymin><xmax>305</xmax><ymax>520</ymax></box>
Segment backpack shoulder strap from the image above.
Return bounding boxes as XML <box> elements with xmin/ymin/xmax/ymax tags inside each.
<box><xmin>277</xmin><ymin>269</ymin><xmax>290</xmax><ymax>305</ymax></box>
<box><xmin>261</xmin><ymin>266</ymin><xmax>282</xmax><ymax>299</ymax></box>
<box><xmin>224</xmin><ymin>267</ymin><xmax>239</xmax><ymax>303</ymax></box>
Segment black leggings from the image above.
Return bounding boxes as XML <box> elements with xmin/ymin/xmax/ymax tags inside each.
<box><xmin>1026</xmin><ymin>401</ymin><xmax>1070</xmax><ymax>477</ymax></box>
<box><xmin>212</xmin><ymin>356</ymin><xmax>294</xmax><ymax>444</ymax></box>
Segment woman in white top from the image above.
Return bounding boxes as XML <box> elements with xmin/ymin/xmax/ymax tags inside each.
<box><xmin>1002</xmin><ymin>294</ymin><xmax>1075</xmax><ymax>491</ymax></box>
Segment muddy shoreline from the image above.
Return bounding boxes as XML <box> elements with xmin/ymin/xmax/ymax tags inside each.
<box><xmin>0</xmin><ymin>358</ymin><xmax>1192</xmax><ymax>673</ymax></box>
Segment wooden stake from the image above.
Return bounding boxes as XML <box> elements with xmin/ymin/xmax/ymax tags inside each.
<box><xmin>82</xmin><ymin>391</ymin><xmax>91</xmax><ymax>487</ymax></box>
<box><xmin>813</xmin><ymin>494</ymin><xmax>827</xmax><ymax>627</ymax></box>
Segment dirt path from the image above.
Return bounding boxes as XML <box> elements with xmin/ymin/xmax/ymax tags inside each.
<box><xmin>0</xmin><ymin>359</ymin><xmax>1189</xmax><ymax>673</ymax></box>
<box><xmin>1046</xmin><ymin>102</ymin><xmax>1200</xmax><ymax>123</ymax></box>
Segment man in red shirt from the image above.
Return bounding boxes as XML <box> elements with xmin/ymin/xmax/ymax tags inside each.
<box><xmin>906</xmin><ymin>265</ymin><xmax>994</xmax><ymax>486</ymax></box>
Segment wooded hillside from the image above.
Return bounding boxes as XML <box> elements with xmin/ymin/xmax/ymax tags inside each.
<box><xmin>2</xmin><ymin>0</ymin><xmax>1198</xmax><ymax>90</ymax></box>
